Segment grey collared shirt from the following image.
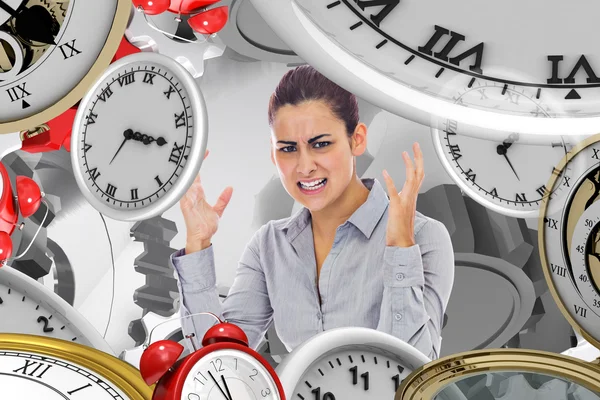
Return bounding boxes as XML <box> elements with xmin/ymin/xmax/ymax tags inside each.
<box><xmin>171</xmin><ymin>178</ymin><xmax>454</xmax><ymax>359</ymax></box>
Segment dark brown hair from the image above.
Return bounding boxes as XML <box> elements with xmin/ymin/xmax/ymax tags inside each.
<box><xmin>267</xmin><ymin>65</ymin><xmax>359</xmax><ymax>136</ymax></box>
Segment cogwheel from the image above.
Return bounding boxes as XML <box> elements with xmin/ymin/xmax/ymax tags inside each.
<box><xmin>125</xmin><ymin>5</ymin><xmax>225</xmax><ymax>79</ymax></box>
<box><xmin>120</xmin><ymin>311</ymin><xmax>189</xmax><ymax>369</ymax></box>
<box><xmin>127</xmin><ymin>216</ymin><xmax>181</xmax><ymax>347</ymax></box>
<box><xmin>416</xmin><ymin>183</ymin><xmax>575</xmax><ymax>355</ymax></box>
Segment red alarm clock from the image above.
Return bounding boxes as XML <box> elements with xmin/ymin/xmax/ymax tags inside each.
<box><xmin>0</xmin><ymin>162</ymin><xmax>45</xmax><ymax>265</ymax></box>
<box><xmin>140</xmin><ymin>312</ymin><xmax>286</xmax><ymax>400</ymax></box>
<box><xmin>132</xmin><ymin>0</ymin><xmax>229</xmax><ymax>35</ymax></box>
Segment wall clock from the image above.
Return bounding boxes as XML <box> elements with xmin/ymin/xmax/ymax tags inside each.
<box><xmin>0</xmin><ymin>332</ymin><xmax>152</xmax><ymax>399</ymax></box>
<box><xmin>70</xmin><ymin>51</ymin><xmax>208</xmax><ymax>222</ymax></box>
<box><xmin>397</xmin><ymin>349</ymin><xmax>600</xmax><ymax>400</ymax></box>
<box><xmin>0</xmin><ymin>265</ymin><xmax>114</xmax><ymax>354</ymax></box>
<box><xmin>0</xmin><ymin>0</ymin><xmax>131</xmax><ymax>134</ymax></box>
<box><xmin>274</xmin><ymin>327</ymin><xmax>430</xmax><ymax>399</ymax></box>
<box><xmin>249</xmin><ymin>0</ymin><xmax>600</xmax><ymax>136</ymax></box>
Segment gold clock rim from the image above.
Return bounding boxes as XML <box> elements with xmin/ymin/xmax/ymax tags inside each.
<box><xmin>0</xmin><ymin>0</ymin><xmax>132</xmax><ymax>135</ymax></box>
<box><xmin>396</xmin><ymin>348</ymin><xmax>600</xmax><ymax>400</ymax></box>
<box><xmin>538</xmin><ymin>132</ymin><xmax>600</xmax><ymax>351</ymax></box>
<box><xmin>0</xmin><ymin>333</ymin><xmax>153</xmax><ymax>399</ymax></box>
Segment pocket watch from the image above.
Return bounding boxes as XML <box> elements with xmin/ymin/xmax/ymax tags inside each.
<box><xmin>0</xmin><ymin>332</ymin><xmax>152</xmax><ymax>399</ymax></box>
<box><xmin>139</xmin><ymin>312</ymin><xmax>285</xmax><ymax>400</ymax></box>
<box><xmin>0</xmin><ymin>0</ymin><xmax>131</xmax><ymax>134</ymax></box>
<box><xmin>249</xmin><ymin>0</ymin><xmax>600</xmax><ymax>136</ymax></box>
<box><xmin>274</xmin><ymin>326</ymin><xmax>430</xmax><ymax>400</ymax></box>
<box><xmin>70</xmin><ymin>51</ymin><xmax>208</xmax><ymax>221</ymax></box>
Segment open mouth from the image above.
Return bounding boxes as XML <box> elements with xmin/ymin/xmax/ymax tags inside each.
<box><xmin>298</xmin><ymin>178</ymin><xmax>327</xmax><ymax>191</ymax></box>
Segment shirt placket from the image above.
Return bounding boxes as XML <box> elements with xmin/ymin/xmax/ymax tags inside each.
<box><xmin>316</xmin><ymin>224</ymin><xmax>347</xmax><ymax>330</ymax></box>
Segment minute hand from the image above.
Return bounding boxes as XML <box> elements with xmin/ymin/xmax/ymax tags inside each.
<box><xmin>503</xmin><ymin>153</ymin><xmax>520</xmax><ymax>181</ymax></box>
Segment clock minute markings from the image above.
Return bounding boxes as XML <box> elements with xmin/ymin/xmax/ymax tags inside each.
<box><xmin>547</xmin><ymin>55</ymin><xmax>600</xmax><ymax>100</ymax></box>
<box><xmin>67</xmin><ymin>383</ymin><xmax>92</xmax><ymax>395</ymax></box>
<box><xmin>353</xmin><ymin>0</ymin><xmax>400</xmax><ymax>28</ymax></box>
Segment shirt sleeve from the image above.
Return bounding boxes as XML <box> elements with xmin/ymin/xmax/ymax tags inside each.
<box><xmin>376</xmin><ymin>219</ymin><xmax>455</xmax><ymax>359</ymax></box>
<box><xmin>171</xmin><ymin>229</ymin><xmax>274</xmax><ymax>350</ymax></box>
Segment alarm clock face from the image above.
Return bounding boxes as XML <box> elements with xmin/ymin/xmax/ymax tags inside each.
<box><xmin>181</xmin><ymin>349</ymin><xmax>281</xmax><ymax>399</ymax></box>
<box><xmin>71</xmin><ymin>52</ymin><xmax>208</xmax><ymax>221</ymax></box>
<box><xmin>539</xmin><ymin>132</ymin><xmax>600</xmax><ymax>350</ymax></box>
<box><xmin>0</xmin><ymin>0</ymin><xmax>130</xmax><ymax>133</ymax></box>
<box><xmin>250</xmin><ymin>0</ymin><xmax>600</xmax><ymax>135</ymax></box>
<box><xmin>0</xmin><ymin>350</ymin><xmax>129</xmax><ymax>399</ymax></box>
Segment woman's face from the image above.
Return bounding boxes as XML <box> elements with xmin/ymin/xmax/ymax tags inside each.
<box><xmin>270</xmin><ymin>100</ymin><xmax>367</xmax><ymax>212</ymax></box>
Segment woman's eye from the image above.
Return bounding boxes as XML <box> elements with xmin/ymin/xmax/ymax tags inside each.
<box><xmin>313</xmin><ymin>141</ymin><xmax>331</xmax><ymax>148</ymax></box>
<box><xmin>279</xmin><ymin>146</ymin><xmax>296</xmax><ymax>152</ymax></box>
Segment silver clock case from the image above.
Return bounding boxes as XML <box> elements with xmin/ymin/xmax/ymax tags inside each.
<box><xmin>70</xmin><ymin>51</ymin><xmax>208</xmax><ymax>222</ymax></box>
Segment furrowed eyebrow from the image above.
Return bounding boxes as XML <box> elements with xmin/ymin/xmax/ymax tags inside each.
<box><xmin>276</xmin><ymin>134</ymin><xmax>332</xmax><ymax>145</ymax></box>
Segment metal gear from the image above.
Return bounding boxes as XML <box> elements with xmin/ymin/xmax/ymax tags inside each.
<box><xmin>125</xmin><ymin>4</ymin><xmax>225</xmax><ymax>79</ymax></box>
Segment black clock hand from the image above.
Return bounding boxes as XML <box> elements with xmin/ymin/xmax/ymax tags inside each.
<box><xmin>208</xmin><ymin>371</ymin><xmax>230</xmax><ymax>400</ymax></box>
<box><xmin>109</xmin><ymin>129</ymin><xmax>133</xmax><ymax>165</ymax></box>
<box><xmin>496</xmin><ymin>144</ymin><xmax>520</xmax><ymax>181</ymax></box>
<box><xmin>130</xmin><ymin>131</ymin><xmax>167</xmax><ymax>146</ymax></box>
<box><xmin>221</xmin><ymin>375</ymin><xmax>233</xmax><ymax>400</ymax></box>
<box><xmin>0</xmin><ymin>1</ymin><xmax>18</xmax><ymax>18</ymax></box>
<box><xmin>15</xmin><ymin>5</ymin><xmax>58</xmax><ymax>45</ymax></box>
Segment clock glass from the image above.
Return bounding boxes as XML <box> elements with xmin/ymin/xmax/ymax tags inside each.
<box><xmin>292</xmin><ymin>345</ymin><xmax>412</xmax><ymax>399</ymax></box>
<box><xmin>0</xmin><ymin>0</ymin><xmax>127</xmax><ymax>131</ymax></box>
<box><xmin>71</xmin><ymin>52</ymin><xmax>207</xmax><ymax>221</ymax></box>
<box><xmin>0</xmin><ymin>350</ymin><xmax>130</xmax><ymax>399</ymax></box>
<box><xmin>181</xmin><ymin>349</ymin><xmax>281</xmax><ymax>400</ymax></box>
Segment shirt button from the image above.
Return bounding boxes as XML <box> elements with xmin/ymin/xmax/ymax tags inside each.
<box><xmin>395</xmin><ymin>313</ymin><xmax>402</xmax><ymax>321</ymax></box>
<box><xmin>396</xmin><ymin>273</ymin><xmax>404</xmax><ymax>281</ymax></box>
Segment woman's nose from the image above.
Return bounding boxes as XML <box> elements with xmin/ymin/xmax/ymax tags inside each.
<box><xmin>296</xmin><ymin>151</ymin><xmax>317</xmax><ymax>175</ymax></box>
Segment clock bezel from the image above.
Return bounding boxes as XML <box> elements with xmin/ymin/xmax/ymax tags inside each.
<box><xmin>0</xmin><ymin>265</ymin><xmax>114</xmax><ymax>354</ymax></box>
<box><xmin>0</xmin><ymin>0</ymin><xmax>131</xmax><ymax>135</ymax></box>
<box><xmin>249</xmin><ymin>0</ymin><xmax>600</xmax><ymax>136</ymax></box>
<box><xmin>70</xmin><ymin>51</ymin><xmax>208</xmax><ymax>222</ymax></box>
<box><xmin>274</xmin><ymin>327</ymin><xmax>430</xmax><ymax>400</ymax></box>
<box><xmin>0</xmin><ymin>332</ymin><xmax>153</xmax><ymax>399</ymax></box>
<box><xmin>396</xmin><ymin>348</ymin><xmax>600</xmax><ymax>400</ymax></box>
<box><xmin>152</xmin><ymin>341</ymin><xmax>285</xmax><ymax>400</ymax></box>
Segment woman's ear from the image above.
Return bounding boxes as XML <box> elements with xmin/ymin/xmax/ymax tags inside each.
<box><xmin>351</xmin><ymin>122</ymin><xmax>368</xmax><ymax>156</ymax></box>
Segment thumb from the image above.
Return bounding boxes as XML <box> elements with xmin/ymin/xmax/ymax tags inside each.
<box><xmin>212</xmin><ymin>186</ymin><xmax>234</xmax><ymax>218</ymax></box>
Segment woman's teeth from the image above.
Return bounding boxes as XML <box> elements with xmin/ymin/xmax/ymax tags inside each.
<box><xmin>299</xmin><ymin>178</ymin><xmax>327</xmax><ymax>190</ymax></box>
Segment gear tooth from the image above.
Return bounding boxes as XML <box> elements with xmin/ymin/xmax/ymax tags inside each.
<box><xmin>134</xmin><ymin>285</ymin><xmax>178</xmax><ymax>316</ymax></box>
<box><xmin>3</xmin><ymin>152</ymin><xmax>35</xmax><ymax>178</ymax></box>
<box><xmin>463</xmin><ymin>196</ymin><xmax>533</xmax><ymax>268</ymax></box>
<box><xmin>133</xmin><ymin>243</ymin><xmax>177</xmax><ymax>274</ymax></box>
<box><xmin>131</xmin><ymin>217</ymin><xmax>178</xmax><ymax>244</ymax></box>
<box><xmin>11</xmin><ymin>246</ymin><xmax>52</xmax><ymax>279</ymax></box>
<box><xmin>128</xmin><ymin>318</ymin><xmax>147</xmax><ymax>346</ymax></box>
<box><xmin>30</xmin><ymin>199</ymin><xmax>56</xmax><ymax>227</ymax></box>
<box><xmin>416</xmin><ymin>184</ymin><xmax>475</xmax><ymax>253</ymax></box>
<box><xmin>520</xmin><ymin>297</ymin><xmax>546</xmax><ymax>331</ymax></box>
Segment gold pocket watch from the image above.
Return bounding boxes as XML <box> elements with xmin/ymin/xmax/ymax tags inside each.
<box><xmin>397</xmin><ymin>132</ymin><xmax>600</xmax><ymax>399</ymax></box>
<box><xmin>0</xmin><ymin>333</ymin><xmax>153</xmax><ymax>399</ymax></box>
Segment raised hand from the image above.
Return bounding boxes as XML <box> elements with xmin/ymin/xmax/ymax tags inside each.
<box><xmin>180</xmin><ymin>150</ymin><xmax>233</xmax><ymax>254</ymax></box>
<box><xmin>382</xmin><ymin>142</ymin><xmax>425</xmax><ymax>248</ymax></box>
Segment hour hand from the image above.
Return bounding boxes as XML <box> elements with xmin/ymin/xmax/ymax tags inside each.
<box><xmin>208</xmin><ymin>370</ymin><xmax>231</xmax><ymax>400</ymax></box>
<box><xmin>109</xmin><ymin>129</ymin><xmax>133</xmax><ymax>165</ymax></box>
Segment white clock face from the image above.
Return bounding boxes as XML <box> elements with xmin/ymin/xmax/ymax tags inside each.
<box><xmin>0</xmin><ymin>266</ymin><xmax>113</xmax><ymax>354</ymax></box>
<box><xmin>0</xmin><ymin>350</ymin><xmax>129</xmax><ymax>399</ymax></box>
<box><xmin>72</xmin><ymin>52</ymin><xmax>207</xmax><ymax>221</ymax></box>
<box><xmin>540</xmin><ymin>133</ymin><xmax>600</xmax><ymax>350</ymax></box>
<box><xmin>181</xmin><ymin>349</ymin><xmax>281</xmax><ymax>400</ymax></box>
<box><xmin>0</xmin><ymin>0</ymin><xmax>123</xmax><ymax>126</ymax></box>
<box><xmin>251</xmin><ymin>0</ymin><xmax>600</xmax><ymax>135</ymax></box>
<box><xmin>293</xmin><ymin>345</ymin><xmax>412</xmax><ymax>399</ymax></box>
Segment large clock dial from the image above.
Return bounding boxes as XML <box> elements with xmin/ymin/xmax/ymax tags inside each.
<box><xmin>250</xmin><ymin>0</ymin><xmax>600</xmax><ymax>135</ymax></box>
<box><xmin>0</xmin><ymin>0</ymin><xmax>130</xmax><ymax>134</ymax></box>
<box><xmin>0</xmin><ymin>333</ymin><xmax>152</xmax><ymax>399</ymax></box>
<box><xmin>540</xmin><ymin>132</ymin><xmax>600</xmax><ymax>350</ymax></box>
<box><xmin>71</xmin><ymin>52</ymin><xmax>208</xmax><ymax>221</ymax></box>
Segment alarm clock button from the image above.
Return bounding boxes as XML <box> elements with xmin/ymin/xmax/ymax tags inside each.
<box><xmin>188</xmin><ymin>6</ymin><xmax>228</xmax><ymax>35</ymax></box>
<box><xmin>16</xmin><ymin>176</ymin><xmax>42</xmax><ymax>218</ymax></box>
<box><xmin>0</xmin><ymin>231</ymin><xmax>13</xmax><ymax>264</ymax></box>
<box><xmin>202</xmin><ymin>322</ymin><xmax>249</xmax><ymax>346</ymax></box>
<box><xmin>132</xmin><ymin>0</ymin><xmax>170</xmax><ymax>15</ymax></box>
<box><xmin>140</xmin><ymin>340</ymin><xmax>184</xmax><ymax>385</ymax></box>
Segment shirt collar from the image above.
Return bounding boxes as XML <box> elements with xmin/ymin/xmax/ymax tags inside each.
<box><xmin>280</xmin><ymin>178</ymin><xmax>389</xmax><ymax>241</ymax></box>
